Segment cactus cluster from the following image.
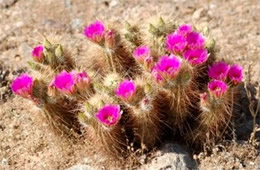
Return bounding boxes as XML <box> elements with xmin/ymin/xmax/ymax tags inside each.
<box><xmin>11</xmin><ymin>17</ymin><xmax>243</xmax><ymax>158</ymax></box>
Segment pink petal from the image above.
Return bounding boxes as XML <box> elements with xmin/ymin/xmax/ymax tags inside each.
<box><xmin>228</xmin><ymin>64</ymin><xmax>243</xmax><ymax>84</ymax></box>
<box><xmin>11</xmin><ymin>73</ymin><xmax>33</xmax><ymax>98</ymax></box>
<box><xmin>115</xmin><ymin>80</ymin><xmax>136</xmax><ymax>101</ymax></box>
<box><xmin>208</xmin><ymin>80</ymin><xmax>228</xmax><ymax>98</ymax></box>
<box><xmin>83</xmin><ymin>21</ymin><xmax>105</xmax><ymax>43</ymax></box>
<box><xmin>208</xmin><ymin>61</ymin><xmax>230</xmax><ymax>80</ymax></box>
<box><xmin>96</xmin><ymin>104</ymin><xmax>121</xmax><ymax>126</ymax></box>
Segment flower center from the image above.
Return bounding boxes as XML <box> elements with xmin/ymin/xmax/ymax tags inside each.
<box><xmin>106</xmin><ymin>115</ymin><xmax>113</xmax><ymax>123</ymax></box>
<box><xmin>214</xmin><ymin>87</ymin><xmax>221</xmax><ymax>92</ymax></box>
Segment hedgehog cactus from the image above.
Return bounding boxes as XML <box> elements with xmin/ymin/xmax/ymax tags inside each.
<box><xmin>11</xmin><ymin>17</ymin><xmax>243</xmax><ymax>159</ymax></box>
<box><xmin>192</xmin><ymin>61</ymin><xmax>243</xmax><ymax>145</ymax></box>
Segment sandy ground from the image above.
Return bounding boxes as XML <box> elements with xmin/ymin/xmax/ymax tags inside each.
<box><xmin>0</xmin><ymin>0</ymin><xmax>260</xmax><ymax>169</ymax></box>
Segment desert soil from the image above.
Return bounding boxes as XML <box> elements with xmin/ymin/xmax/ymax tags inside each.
<box><xmin>0</xmin><ymin>0</ymin><xmax>260</xmax><ymax>169</ymax></box>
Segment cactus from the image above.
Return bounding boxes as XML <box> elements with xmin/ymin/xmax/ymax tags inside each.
<box><xmin>191</xmin><ymin>61</ymin><xmax>243</xmax><ymax>146</ymax></box>
<box><xmin>11</xmin><ymin>17</ymin><xmax>244</xmax><ymax>159</ymax></box>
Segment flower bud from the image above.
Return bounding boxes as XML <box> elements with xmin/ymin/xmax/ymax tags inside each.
<box><xmin>158</xmin><ymin>17</ymin><xmax>165</xmax><ymax>27</ymax></box>
<box><xmin>75</xmin><ymin>71</ymin><xmax>91</xmax><ymax>91</ymax></box>
<box><xmin>43</xmin><ymin>39</ymin><xmax>52</xmax><ymax>50</ymax></box>
<box><xmin>32</xmin><ymin>45</ymin><xmax>44</xmax><ymax>62</ymax></box>
<box><xmin>133</xmin><ymin>46</ymin><xmax>153</xmax><ymax>69</ymax></box>
<box><xmin>55</xmin><ymin>44</ymin><xmax>63</xmax><ymax>58</ymax></box>
<box><xmin>105</xmin><ymin>30</ymin><xmax>116</xmax><ymax>49</ymax></box>
<box><xmin>149</xmin><ymin>24</ymin><xmax>158</xmax><ymax>35</ymax></box>
<box><xmin>205</xmin><ymin>39</ymin><xmax>215</xmax><ymax>50</ymax></box>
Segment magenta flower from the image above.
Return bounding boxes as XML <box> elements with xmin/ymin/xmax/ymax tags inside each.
<box><xmin>228</xmin><ymin>64</ymin><xmax>243</xmax><ymax>84</ymax></box>
<box><xmin>208</xmin><ymin>80</ymin><xmax>228</xmax><ymax>98</ymax></box>
<box><xmin>96</xmin><ymin>104</ymin><xmax>121</xmax><ymax>126</ymax></box>
<box><xmin>208</xmin><ymin>61</ymin><xmax>230</xmax><ymax>80</ymax></box>
<box><xmin>183</xmin><ymin>48</ymin><xmax>208</xmax><ymax>65</ymax></box>
<box><xmin>166</xmin><ymin>33</ymin><xmax>187</xmax><ymax>54</ymax></box>
<box><xmin>200</xmin><ymin>92</ymin><xmax>209</xmax><ymax>106</ymax></box>
<box><xmin>151</xmin><ymin>67</ymin><xmax>163</xmax><ymax>83</ymax></box>
<box><xmin>177</xmin><ymin>24</ymin><xmax>193</xmax><ymax>37</ymax></box>
<box><xmin>133</xmin><ymin>46</ymin><xmax>151</xmax><ymax>63</ymax></box>
<box><xmin>105</xmin><ymin>30</ymin><xmax>116</xmax><ymax>48</ymax></box>
<box><xmin>200</xmin><ymin>92</ymin><xmax>208</xmax><ymax>102</ymax></box>
<box><xmin>84</xmin><ymin>21</ymin><xmax>105</xmax><ymax>43</ymax></box>
<box><xmin>154</xmin><ymin>55</ymin><xmax>181</xmax><ymax>80</ymax></box>
<box><xmin>52</xmin><ymin>70</ymin><xmax>76</xmax><ymax>94</ymax></box>
<box><xmin>51</xmin><ymin>70</ymin><xmax>91</xmax><ymax>94</ymax></box>
<box><xmin>32</xmin><ymin>45</ymin><xmax>44</xmax><ymax>62</ymax></box>
<box><xmin>75</xmin><ymin>71</ymin><xmax>91</xmax><ymax>90</ymax></box>
<box><xmin>143</xmin><ymin>56</ymin><xmax>154</xmax><ymax>70</ymax></box>
<box><xmin>11</xmin><ymin>74</ymin><xmax>33</xmax><ymax>99</ymax></box>
<box><xmin>186</xmin><ymin>31</ymin><xmax>205</xmax><ymax>49</ymax></box>
<box><xmin>115</xmin><ymin>80</ymin><xmax>136</xmax><ymax>101</ymax></box>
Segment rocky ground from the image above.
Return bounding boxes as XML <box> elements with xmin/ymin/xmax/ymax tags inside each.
<box><xmin>0</xmin><ymin>0</ymin><xmax>260</xmax><ymax>169</ymax></box>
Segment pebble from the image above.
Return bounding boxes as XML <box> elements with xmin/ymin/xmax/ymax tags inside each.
<box><xmin>249</xmin><ymin>161</ymin><xmax>254</xmax><ymax>165</ymax></box>
<box><xmin>71</xmin><ymin>18</ymin><xmax>82</xmax><ymax>29</ymax></box>
<box><xmin>209</xmin><ymin>3</ymin><xmax>217</xmax><ymax>9</ymax></box>
<box><xmin>110</xmin><ymin>0</ymin><xmax>118</xmax><ymax>8</ymax></box>
<box><xmin>64</xmin><ymin>0</ymin><xmax>72</xmax><ymax>8</ymax></box>
<box><xmin>192</xmin><ymin>8</ymin><xmax>208</xmax><ymax>20</ymax></box>
<box><xmin>141</xmin><ymin>143</ymin><xmax>197</xmax><ymax>170</ymax></box>
<box><xmin>0</xmin><ymin>0</ymin><xmax>17</xmax><ymax>8</ymax></box>
<box><xmin>15</xmin><ymin>21</ymin><xmax>24</xmax><ymax>28</ymax></box>
<box><xmin>1</xmin><ymin>158</ymin><xmax>8</xmax><ymax>167</ymax></box>
<box><xmin>42</xmin><ymin>19</ymin><xmax>66</xmax><ymax>30</ymax></box>
<box><xmin>67</xmin><ymin>164</ymin><xmax>95</xmax><ymax>170</ymax></box>
<box><xmin>19</xmin><ymin>43</ymin><xmax>31</xmax><ymax>59</ymax></box>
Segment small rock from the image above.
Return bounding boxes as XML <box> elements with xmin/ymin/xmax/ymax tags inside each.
<box><xmin>15</xmin><ymin>55</ymin><xmax>21</xmax><ymax>61</ymax></box>
<box><xmin>110</xmin><ymin>0</ymin><xmax>118</xmax><ymax>8</ymax></box>
<box><xmin>209</xmin><ymin>3</ymin><xmax>217</xmax><ymax>9</ymax></box>
<box><xmin>192</xmin><ymin>8</ymin><xmax>208</xmax><ymax>20</ymax></box>
<box><xmin>19</xmin><ymin>43</ymin><xmax>31</xmax><ymax>60</ymax></box>
<box><xmin>67</xmin><ymin>164</ymin><xmax>95</xmax><ymax>170</ymax></box>
<box><xmin>64</xmin><ymin>0</ymin><xmax>72</xmax><ymax>8</ymax></box>
<box><xmin>1</xmin><ymin>158</ymin><xmax>8</xmax><ymax>167</ymax></box>
<box><xmin>0</xmin><ymin>0</ymin><xmax>17</xmax><ymax>8</ymax></box>
<box><xmin>71</xmin><ymin>18</ymin><xmax>83</xmax><ymax>29</ymax></box>
<box><xmin>141</xmin><ymin>143</ymin><xmax>197</xmax><ymax>170</ymax></box>
<box><xmin>15</xmin><ymin>21</ymin><xmax>24</xmax><ymax>28</ymax></box>
<box><xmin>42</xmin><ymin>19</ymin><xmax>66</xmax><ymax>30</ymax></box>
<box><xmin>0</xmin><ymin>124</ymin><xmax>5</xmax><ymax>131</ymax></box>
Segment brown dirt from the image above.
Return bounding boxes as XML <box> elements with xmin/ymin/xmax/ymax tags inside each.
<box><xmin>196</xmin><ymin>141</ymin><xmax>260</xmax><ymax>170</ymax></box>
<box><xmin>0</xmin><ymin>0</ymin><xmax>260</xmax><ymax>169</ymax></box>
